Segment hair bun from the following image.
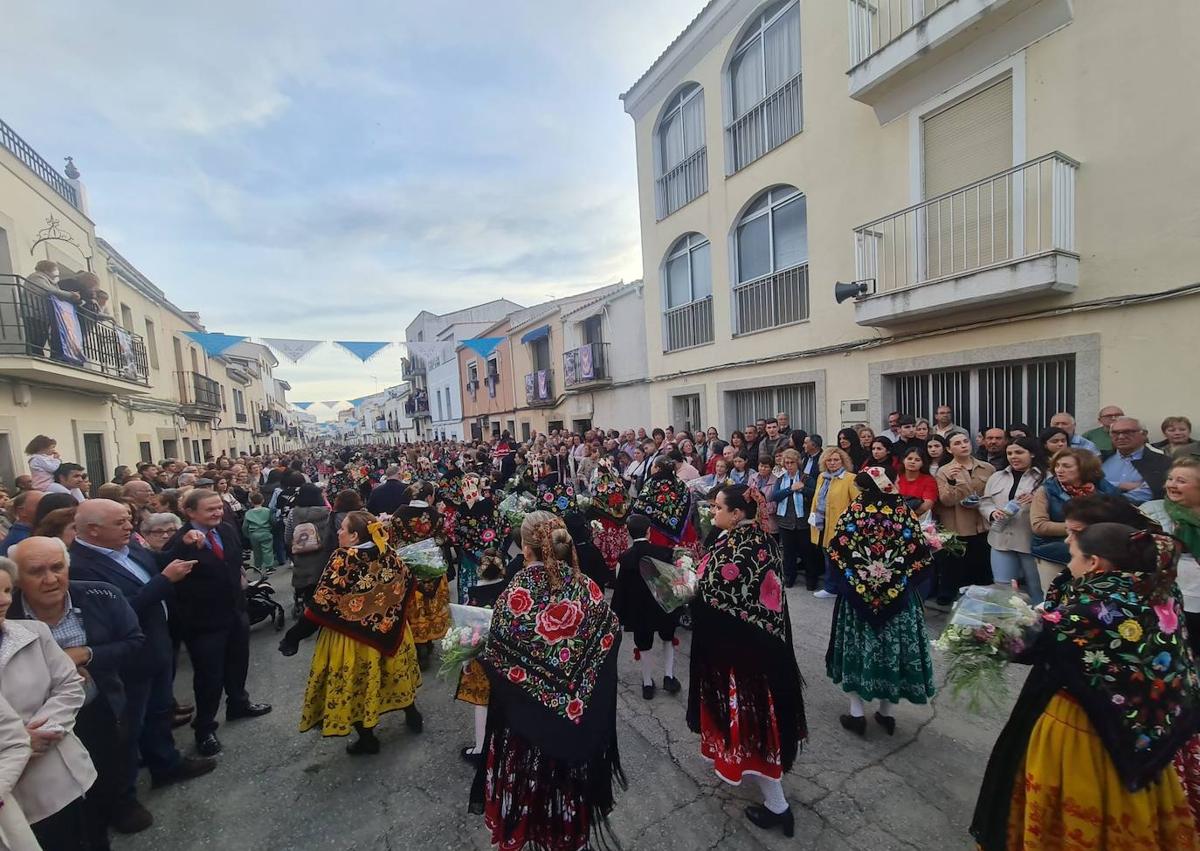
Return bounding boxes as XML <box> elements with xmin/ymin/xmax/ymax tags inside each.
<box><xmin>550</xmin><ymin>527</ymin><xmax>574</xmax><ymax>560</ymax></box>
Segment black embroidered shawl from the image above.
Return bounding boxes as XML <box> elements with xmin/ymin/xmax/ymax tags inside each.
<box><xmin>305</xmin><ymin>544</ymin><xmax>413</xmax><ymax>656</ymax></box>
<box><xmin>588</xmin><ymin>463</ymin><xmax>631</xmax><ymax>522</ymax></box>
<box><xmin>630</xmin><ymin>473</ymin><xmax>692</xmax><ymax>543</ymax></box>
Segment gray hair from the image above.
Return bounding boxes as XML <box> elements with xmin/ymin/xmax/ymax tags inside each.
<box><xmin>8</xmin><ymin>536</ymin><xmax>70</xmax><ymax>573</ymax></box>
<box><xmin>0</xmin><ymin>557</ymin><xmax>16</xmax><ymax>583</ymax></box>
<box><xmin>141</xmin><ymin>512</ymin><xmax>183</xmax><ymax>532</ymax></box>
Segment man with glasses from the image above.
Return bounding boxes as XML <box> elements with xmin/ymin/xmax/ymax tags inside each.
<box><xmin>1083</xmin><ymin>405</ymin><xmax>1125</xmax><ymax>457</ymax></box>
<box><xmin>1102</xmin><ymin>417</ymin><xmax>1171</xmax><ymax>505</ymax></box>
<box><xmin>1049</xmin><ymin>412</ymin><xmax>1100</xmax><ymax>456</ymax></box>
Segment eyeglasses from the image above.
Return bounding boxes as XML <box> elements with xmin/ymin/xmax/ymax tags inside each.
<box><xmin>1110</xmin><ymin>429</ymin><xmax>1142</xmax><ymax>437</ymax></box>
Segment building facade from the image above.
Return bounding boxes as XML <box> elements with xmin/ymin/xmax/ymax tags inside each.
<box><xmin>622</xmin><ymin>0</ymin><xmax>1200</xmax><ymax>439</ymax></box>
<box><xmin>458</xmin><ymin>319</ymin><xmax>517</xmax><ymax>440</ymax></box>
<box><xmin>428</xmin><ymin>355</ymin><xmax>464</xmax><ymax>441</ymax></box>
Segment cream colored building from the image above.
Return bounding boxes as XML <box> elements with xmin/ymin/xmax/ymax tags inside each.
<box><xmin>622</xmin><ymin>0</ymin><xmax>1200</xmax><ymax>439</ymax></box>
<box><xmin>0</xmin><ymin>116</ymin><xmax>303</xmax><ymax>487</ymax></box>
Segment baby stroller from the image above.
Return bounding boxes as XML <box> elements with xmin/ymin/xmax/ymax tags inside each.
<box><xmin>246</xmin><ymin>577</ymin><xmax>286</xmax><ymax>631</ymax></box>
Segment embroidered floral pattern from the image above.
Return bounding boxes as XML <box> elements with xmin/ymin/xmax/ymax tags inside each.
<box><xmin>630</xmin><ymin>476</ymin><xmax>692</xmax><ymax>542</ymax></box>
<box><xmin>536</xmin><ymin>481</ymin><xmax>577</xmax><ymax>517</ymax></box>
<box><xmin>698</xmin><ymin>524</ymin><xmax>788</xmax><ymax>642</ymax></box>
<box><xmin>308</xmin><ymin>546</ymin><xmax>413</xmax><ymax>656</ymax></box>
<box><xmin>455</xmin><ymin>499</ymin><xmax>498</xmax><ymax>554</ymax></box>
<box><xmin>588</xmin><ymin>467</ymin><xmax>630</xmax><ymax>521</ymax></box>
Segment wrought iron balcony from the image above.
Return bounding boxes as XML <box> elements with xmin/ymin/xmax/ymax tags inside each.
<box><xmin>0</xmin><ymin>118</ymin><xmax>80</xmax><ymax>208</ymax></box>
<box><xmin>525</xmin><ymin>369</ymin><xmax>555</xmax><ymax>406</ymax></box>
<box><xmin>176</xmin><ymin>371</ymin><xmax>222</xmax><ymax>420</ymax></box>
<box><xmin>404</xmin><ymin>396</ymin><xmax>430</xmax><ymax>416</ymax></box>
<box><xmin>0</xmin><ymin>274</ymin><xmax>150</xmax><ymax>391</ymax></box>
<box><xmin>563</xmin><ymin>342</ymin><xmax>610</xmax><ymax>388</ymax></box>
<box><xmin>655</xmin><ymin>147</ymin><xmax>708</xmax><ymax>220</ymax></box>
<box><xmin>401</xmin><ymin>355</ymin><xmax>426</xmax><ymax>378</ymax></box>
<box><xmin>235</xmin><ymin>412</ymin><xmax>248</xmax><ymax>424</ymax></box>
<box><xmin>663</xmin><ymin>296</ymin><xmax>714</xmax><ymax>353</ymax></box>
<box><xmin>733</xmin><ymin>264</ymin><xmax>810</xmax><ymax>336</ymax></box>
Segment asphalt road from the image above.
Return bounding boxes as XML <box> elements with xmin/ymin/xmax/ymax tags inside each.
<box><xmin>113</xmin><ymin>570</ymin><xmax>1024</xmax><ymax>851</ymax></box>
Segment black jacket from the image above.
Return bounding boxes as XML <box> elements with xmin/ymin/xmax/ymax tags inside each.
<box><xmin>12</xmin><ymin>580</ymin><xmax>144</xmax><ymax>716</ymax></box>
<box><xmin>69</xmin><ymin>540</ymin><xmax>174</xmax><ymax>676</ymax></box>
<box><xmin>1130</xmin><ymin>448</ymin><xmax>1173</xmax><ymax>501</ymax></box>
<box><xmin>165</xmin><ymin>522</ymin><xmax>246</xmax><ymax>636</ymax></box>
<box><xmin>367</xmin><ymin>479</ymin><xmax>409</xmax><ymax>515</ymax></box>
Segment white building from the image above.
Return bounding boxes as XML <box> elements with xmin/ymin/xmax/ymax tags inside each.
<box><xmin>428</xmin><ymin>354</ymin><xmax>464</xmax><ymax>441</ymax></box>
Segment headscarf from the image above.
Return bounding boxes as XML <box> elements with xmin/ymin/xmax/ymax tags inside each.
<box><xmin>629</xmin><ymin>471</ymin><xmax>692</xmax><ymax>543</ymax></box>
<box><xmin>305</xmin><ymin>538</ymin><xmax>412</xmax><ymax>656</ymax></box>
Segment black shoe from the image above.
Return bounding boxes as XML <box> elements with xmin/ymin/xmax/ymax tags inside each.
<box><xmin>404</xmin><ymin>706</ymin><xmax>423</xmax><ymax>733</ymax></box>
<box><xmin>744</xmin><ymin>805</ymin><xmax>794</xmax><ymax>837</ymax></box>
<box><xmin>151</xmin><ymin>755</ymin><xmax>218</xmax><ymax>788</ymax></box>
<box><xmin>661</xmin><ymin>676</ymin><xmax>682</xmax><ymax>695</ymax></box>
<box><xmin>278</xmin><ymin>639</ymin><xmax>298</xmax><ymax>657</ymax></box>
<box><xmin>173</xmin><ymin>700</ymin><xmax>195</xmax><ymax>714</ymax></box>
<box><xmin>805</xmin><ymin>581</ymin><xmax>819</xmax><ymax>592</ymax></box>
<box><xmin>839</xmin><ymin>714</ymin><xmax>867</xmax><ymax>736</ymax></box>
<box><xmin>346</xmin><ymin>734</ymin><xmax>380</xmax><ymax>756</ymax></box>
<box><xmin>226</xmin><ymin>701</ymin><xmax>272</xmax><ymax>721</ymax></box>
<box><xmin>785</xmin><ymin>578</ymin><xmax>797</xmax><ymax>589</ymax></box>
<box><xmin>642</xmin><ymin>682</ymin><xmax>656</xmax><ymax>700</ymax></box>
<box><xmin>874</xmin><ymin>712</ymin><xmax>896</xmax><ymax>736</ymax></box>
<box><xmin>461</xmin><ymin>746</ymin><xmax>483</xmax><ymax>765</ymax></box>
<box><xmin>171</xmin><ymin>710</ymin><xmax>193</xmax><ymax>729</ymax></box>
<box><xmin>195</xmin><ymin>732</ymin><xmax>222</xmax><ymax>757</ymax></box>
<box><xmin>111</xmin><ymin>800</ymin><xmax>154</xmax><ymax>834</ymax></box>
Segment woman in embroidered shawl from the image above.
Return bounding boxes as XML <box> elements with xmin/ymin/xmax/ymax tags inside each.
<box><xmin>535</xmin><ymin>455</ymin><xmax>578</xmax><ymax>517</ymax></box>
<box><xmin>630</xmin><ymin>455</ymin><xmax>698</xmax><ymax>551</ymax></box>
<box><xmin>825</xmin><ymin>467</ymin><xmax>935</xmax><ymax>737</ymax></box>
<box><xmin>299</xmin><ymin>510</ymin><xmax>423</xmax><ymax>755</ymax></box>
<box><xmin>587</xmin><ymin>456</ymin><xmax>632</xmax><ymax>573</ymax></box>
<box><xmin>470</xmin><ymin>511</ymin><xmax>624</xmax><ymax>851</ymax></box>
<box><xmin>452</xmin><ymin>473</ymin><xmax>499</xmax><ymax>604</ymax></box>
<box><xmin>688</xmin><ymin>484</ymin><xmax>806</xmax><ymax>838</ymax></box>
<box><xmin>390</xmin><ymin>480</ymin><xmax>449</xmax><ymax>671</ymax></box>
<box><xmin>972</xmin><ymin>524</ymin><xmax>1200</xmax><ymax>850</ymax></box>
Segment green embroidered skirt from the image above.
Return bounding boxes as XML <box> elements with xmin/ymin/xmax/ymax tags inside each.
<box><xmin>825</xmin><ymin>593</ymin><xmax>936</xmax><ymax>704</ymax></box>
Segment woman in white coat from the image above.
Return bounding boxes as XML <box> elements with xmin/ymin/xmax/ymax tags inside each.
<box><xmin>0</xmin><ymin>692</ymin><xmax>38</xmax><ymax>851</ymax></box>
<box><xmin>0</xmin><ymin>557</ymin><xmax>96</xmax><ymax>850</ymax></box>
<box><xmin>979</xmin><ymin>437</ymin><xmax>1047</xmax><ymax>604</ymax></box>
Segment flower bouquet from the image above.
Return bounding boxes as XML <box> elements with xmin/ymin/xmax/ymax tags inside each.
<box><xmin>438</xmin><ymin>604</ymin><xmax>493</xmax><ymax>678</ymax></box>
<box><xmin>933</xmin><ymin>585</ymin><xmax>1043</xmax><ymax>713</ymax></box>
<box><xmin>576</xmin><ymin>494</ymin><xmax>594</xmax><ymax>512</ymax></box>
<box><xmin>497</xmin><ymin>491</ymin><xmax>536</xmax><ymax>533</ymax></box>
<box><xmin>397</xmin><ymin>538</ymin><xmax>449</xmax><ymax>595</ymax></box>
<box><xmin>922</xmin><ymin>524</ymin><xmax>966</xmax><ymax>557</ymax></box>
<box><xmin>695</xmin><ymin>501</ymin><xmax>715</xmax><ymax>542</ymax></box>
<box><xmin>639</xmin><ymin>548</ymin><xmax>699</xmax><ymax>614</ymax></box>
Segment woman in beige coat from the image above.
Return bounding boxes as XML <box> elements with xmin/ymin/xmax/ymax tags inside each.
<box><xmin>0</xmin><ymin>557</ymin><xmax>95</xmax><ymax>850</ymax></box>
<box><xmin>933</xmin><ymin>433</ymin><xmax>995</xmax><ymax>605</ymax></box>
<box><xmin>0</xmin><ymin>692</ymin><xmax>38</xmax><ymax>851</ymax></box>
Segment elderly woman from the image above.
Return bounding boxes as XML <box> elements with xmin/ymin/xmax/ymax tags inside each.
<box><xmin>1030</xmin><ymin>448</ymin><xmax>1119</xmax><ymax>566</ymax></box>
<box><xmin>1156</xmin><ymin>416</ymin><xmax>1200</xmax><ymax>460</ymax></box>
<box><xmin>810</xmin><ymin>446</ymin><xmax>861</xmax><ymax>600</ymax></box>
<box><xmin>11</xmin><ymin>536</ymin><xmax>145</xmax><ymax>849</ymax></box>
<box><xmin>1141</xmin><ymin>457</ymin><xmax>1200</xmax><ymax>656</ymax></box>
<box><xmin>139</xmin><ymin>512</ymin><xmax>183</xmax><ymax>552</ymax></box>
<box><xmin>0</xmin><ymin>553</ymin><xmax>97</xmax><ymax>851</ymax></box>
<box><xmin>771</xmin><ymin>449</ymin><xmax>813</xmax><ymax>589</ymax></box>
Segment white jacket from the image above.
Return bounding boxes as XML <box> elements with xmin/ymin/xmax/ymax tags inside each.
<box><xmin>980</xmin><ymin>467</ymin><xmax>1045</xmax><ymax>554</ymax></box>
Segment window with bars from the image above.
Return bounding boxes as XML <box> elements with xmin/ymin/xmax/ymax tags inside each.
<box><xmin>729</xmin><ymin>383</ymin><xmax>816</xmax><ymax>433</ymax></box>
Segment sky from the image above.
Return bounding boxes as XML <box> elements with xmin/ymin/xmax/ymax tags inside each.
<box><xmin>0</xmin><ymin>0</ymin><xmax>699</xmax><ymax>414</ymax></box>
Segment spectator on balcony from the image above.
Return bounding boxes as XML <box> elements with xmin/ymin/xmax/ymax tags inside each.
<box><xmin>1155</xmin><ymin>416</ymin><xmax>1200</xmax><ymax>460</ymax></box>
<box><xmin>1103</xmin><ymin>417</ymin><xmax>1171</xmax><ymax>505</ymax></box>
<box><xmin>974</xmin><ymin>428</ymin><xmax>1009</xmax><ymax>469</ymax></box>
<box><xmin>47</xmin><ymin>464</ymin><xmax>87</xmax><ymax>504</ymax></box>
<box><xmin>933</xmin><ymin>405</ymin><xmax>969</xmax><ymax>442</ymax></box>
<box><xmin>1049</xmin><ymin>412</ymin><xmax>1100</xmax><ymax>456</ymax></box>
<box><xmin>24</xmin><ymin>436</ymin><xmax>62</xmax><ymax>493</ymax></box>
<box><xmin>1</xmin><ymin>491</ymin><xmax>44</xmax><ymax>556</ymax></box>
<box><xmin>23</xmin><ymin>261</ymin><xmax>82</xmax><ymax>358</ymax></box>
<box><xmin>1082</xmin><ymin>405</ymin><xmax>1124</xmax><ymax>457</ymax></box>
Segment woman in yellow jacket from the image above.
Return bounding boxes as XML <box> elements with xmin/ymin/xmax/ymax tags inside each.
<box><xmin>809</xmin><ymin>447</ymin><xmax>861</xmax><ymax>599</ymax></box>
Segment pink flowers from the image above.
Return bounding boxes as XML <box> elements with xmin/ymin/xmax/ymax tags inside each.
<box><xmin>559</xmin><ymin>647</ymin><xmax>571</xmax><ymax>663</ymax></box>
<box><xmin>1041</xmin><ymin>609</ymin><xmax>1062</xmax><ymax>624</ymax></box>
<box><xmin>759</xmin><ymin>570</ymin><xmax>782</xmax><ymax>612</ymax></box>
<box><xmin>1154</xmin><ymin>602</ymin><xmax>1179</xmax><ymax>635</ymax></box>
<box><xmin>566</xmin><ymin>698</ymin><xmax>584</xmax><ymax>722</ymax></box>
<box><xmin>720</xmin><ymin>563</ymin><xmax>740</xmax><ymax>582</ymax></box>
<box><xmin>756</xmin><ymin>548</ymin><xmax>768</xmax><ymax>563</ymax></box>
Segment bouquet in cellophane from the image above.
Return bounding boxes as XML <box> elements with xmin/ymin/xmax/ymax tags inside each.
<box><xmin>497</xmin><ymin>491</ymin><xmax>536</xmax><ymax>535</ymax></box>
<box><xmin>639</xmin><ymin>548</ymin><xmax>699</xmax><ymax>614</ymax></box>
<box><xmin>397</xmin><ymin>538</ymin><xmax>448</xmax><ymax>582</ymax></box>
<box><xmin>438</xmin><ymin>604</ymin><xmax>493</xmax><ymax>678</ymax></box>
<box><xmin>922</xmin><ymin>523</ymin><xmax>966</xmax><ymax>557</ymax></box>
<box><xmin>695</xmin><ymin>501</ymin><xmax>715</xmax><ymax>542</ymax></box>
<box><xmin>933</xmin><ymin>585</ymin><xmax>1043</xmax><ymax>712</ymax></box>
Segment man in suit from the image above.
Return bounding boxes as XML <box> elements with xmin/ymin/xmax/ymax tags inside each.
<box><xmin>69</xmin><ymin>500</ymin><xmax>216</xmax><ymax>833</ymax></box>
<box><xmin>167</xmin><ymin>489</ymin><xmax>270</xmax><ymax>757</ymax></box>
<box><xmin>366</xmin><ymin>464</ymin><xmax>409</xmax><ymax>515</ymax></box>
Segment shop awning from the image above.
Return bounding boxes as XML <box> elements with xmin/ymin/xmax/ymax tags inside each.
<box><xmin>520</xmin><ymin>324</ymin><xmax>550</xmax><ymax>344</ymax></box>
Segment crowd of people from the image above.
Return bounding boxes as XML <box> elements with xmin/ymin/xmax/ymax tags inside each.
<box><xmin>0</xmin><ymin>399</ymin><xmax>1196</xmax><ymax>850</ymax></box>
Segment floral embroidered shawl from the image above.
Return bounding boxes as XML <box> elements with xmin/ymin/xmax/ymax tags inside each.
<box><xmin>305</xmin><ymin>544</ymin><xmax>413</xmax><ymax>656</ymax></box>
<box><xmin>588</xmin><ymin>464</ymin><xmax>630</xmax><ymax>522</ymax></box>
<box><xmin>454</xmin><ymin>497</ymin><xmax>498</xmax><ymax>555</ymax></box>
<box><xmin>481</xmin><ymin>562</ymin><xmax>619</xmax><ymax>724</ymax></box>
<box><xmin>827</xmin><ymin>492</ymin><xmax>930</xmax><ymax>628</ymax></box>
<box><xmin>536</xmin><ymin>477</ymin><xmax>578</xmax><ymax>517</ymax></box>
<box><xmin>1039</xmin><ymin>534</ymin><xmax>1200</xmax><ymax>789</ymax></box>
<box><xmin>696</xmin><ymin>522</ymin><xmax>788</xmax><ymax>643</ymax></box>
<box><xmin>630</xmin><ymin>473</ymin><xmax>692</xmax><ymax>543</ymax></box>
<box><xmin>388</xmin><ymin>502</ymin><xmax>440</xmax><ymax>546</ymax></box>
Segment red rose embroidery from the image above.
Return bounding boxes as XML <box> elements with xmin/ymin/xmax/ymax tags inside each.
<box><xmin>600</xmin><ymin>633</ymin><xmax>614</xmax><ymax>650</ymax></box>
<box><xmin>481</xmin><ymin>529</ymin><xmax>496</xmax><ymax>543</ymax></box>
<box><xmin>507</xmin><ymin>665</ymin><xmax>527</xmax><ymax>683</ymax></box>
<box><xmin>566</xmin><ymin>698</ymin><xmax>584</xmax><ymax>722</ymax></box>
<box><xmin>508</xmin><ymin>587</ymin><xmax>533</xmax><ymax>615</ymax></box>
<box><xmin>720</xmin><ymin>563</ymin><xmax>740</xmax><ymax>582</ymax></box>
<box><xmin>588</xmin><ymin>580</ymin><xmax>603</xmax><ymax>603</ymax></box>
<box><xmin>559</xmin><ymin>647</ymin><xmax>571</xmax><ymax>663</ymax></box>
<box><xmin>535</xmin><ymin>599</ymin><xmax>584</xmax><ymax>644</ymax></box>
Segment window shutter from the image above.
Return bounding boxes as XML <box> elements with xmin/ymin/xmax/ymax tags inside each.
<box><xmin>922</xmin><ymin>76</ymin><xmax>1013</xmax><ymax>198</ymax></box>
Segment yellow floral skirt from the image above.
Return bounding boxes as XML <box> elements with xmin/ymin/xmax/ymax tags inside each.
<box><xmin>408</xmin><ymin>575</ymin><xmax>451</xmax><ymax>644</ymax></box>
<box><xmin>1004</xmin><ymin>692</ymin><xmax>1198</xmax><ymax>850</ymax></box>
<box><xmin>299</xmin><ymin>627</ymin><xmax>421</xmax><ymax>737</ymax></box>
<box><xmin>455</xmin><ymin>659</ymin><xmax>490</xmax><ymax>706</ymax></box>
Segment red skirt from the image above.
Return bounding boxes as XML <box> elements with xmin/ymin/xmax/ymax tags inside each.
<box><xmin>699</xmin><ymin>671</ymin><xmax>783</xmax><ymax>784</ymax></box>
<box><xmin>648</xmin><ymin>523</ymin><xmax>697</xmax><ymax>551</ymax></box>
<box><xmin>1175</xmin><ymin>733</ymin><xmax>1200</xmax><ymax>835</ymax></box>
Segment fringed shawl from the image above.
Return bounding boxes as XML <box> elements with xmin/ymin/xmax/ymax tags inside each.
<box><xmin>305</xmin><ymin>544</ymin><xmax>413</xmax><ymax>656</ymax></box>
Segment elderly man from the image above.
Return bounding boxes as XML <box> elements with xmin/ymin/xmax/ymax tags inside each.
<box><xmin>1049</xmin><ymin>412</ymin><xmax>1100</xmax><ymax>455</ymax></box>
<box><xmin>933</xmin><ymin>405</ymin><xmax>969</xmax><ymax>441</ymax></box>
<box><xmin>69</xmin><ymin>501</ymin><xmax>216</xmax><ymax>828</ymax></box>
<box><xmin>0</xmin><ymin>489</ymin><xmax>43</xmax><ymax>555</ymax></box>
<box><xmin>776</xmin><ymin>411</ymin><xmax>791</xmax><ymax>433</ymax></box>
<box><xmin>166</xmin><ymin>489</ymin><xmax>271</xmax><ymax>757</ymax></box>
<box><xmin>974</xmin><ymin>427</ymin><xmax>1009</xmax><ymax>468</ymax></box>
<box><xmin>10</xmin><ymin>535</ymin><xmax>146</xmax><ymax>841</ymax></box>
<box><xmin>1102</xmin><ymin>417</ymin><xmax>1171</xmax><ymax>505</ymax></box>
<box><xmin>366</xmin><ymin>464</ymin><xmax>408</xmax><ymax>515</ymax></box>
<box><xmin>1083</xmin><ymin>405</ymin><xmax>1124</xmax><ymax>457</ymax></box>
<box><xmin>881</xmin><ymin>411</ymin><xmax>902</xmax><ymax>443</ymax></box>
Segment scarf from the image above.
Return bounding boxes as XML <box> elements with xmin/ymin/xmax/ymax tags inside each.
<box><xmin>696</xmin><ymin>522</ymin><xmax>788</xmax><ymax>641</ymax></box>
<box><xmin>388</xmin><ymin>503</ymin><xmax>440</xmax><ymax>546</ymax></box>
<box><xmin>305</xmin><ymin>543</ymin><xmax>413</xmax><ymax>656</ymax></box>
<box><xmin>775</xmin><ymin>471</ymin><xmax>805</xmax><ymax>517</ymax></box>
<box><xmin>1166</xmin><ymin>499</ymin><xmax>1200</xmax><ymax>557</ymax></box>
<box><xmin>455</xmin><ymin>497</ymin><xmax>498</xmax><ymax>554</ymax></box>
<box><xmin>812</xmin><ymin>470</ymin><xmax>843</xmax><ymax>529</ymax></box>
<box><xmin>827</xmin><ymin>492</ymin><xmax>930</xmax><ymax>628</ymax></box>
<box><xmin>1041</xmin><ymin>533</ymin><xmax>1200</xmax><ymax>790</ymax></box>
<box><xmin>1062</xmin><ymin>481</ymin><xmax>1096</xmax><ymax>498</ymax></box>
<box><xmin>481</xmin><ymin>562</ymin><xmax>619</xmax><ymax>725</ymax></box>
<box><xmin>536</xmin><ymin>477</ymin><xmax>577</xmax><ymax>517</ymax></box>
<box><xmin>630</xmin><ymin>474</ymin><xmax>692</xmax><ymax>542</ymax></box>
<box><xmin>588</xmin><ymin>464</ymin><xmax>630</xmax><ymax>522</ymax></box>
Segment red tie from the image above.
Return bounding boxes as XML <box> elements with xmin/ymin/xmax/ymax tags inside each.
<box><xmin>207</xmin><ymin>529</ymin><xmax>224</xmax><ymax>559</ymax></box>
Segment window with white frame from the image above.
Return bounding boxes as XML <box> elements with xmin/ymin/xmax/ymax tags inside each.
<box><xmin>655</xmin><ymin>83</ymin><xmax>708</xmax><ymax>219</ymax></box>
<box><xmin>726</xmin><ymin>0</ymin><xmax>802</xmax><ymax>173</ymax></box>
<box><xmin>732</xmin><ymin>186</ymin><xmax>810</xmax><ymax>334</ymax></box>
<box><xmin>662</xmin><ymin>233</ymin><xmax>715</xmax><ymax>352</ymax></box>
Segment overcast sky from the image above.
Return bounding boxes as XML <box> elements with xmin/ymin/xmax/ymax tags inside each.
<box><xmin>1</xmin><ymin>1</ymin><xmax>698</xmax><ymax>411</ymax></box>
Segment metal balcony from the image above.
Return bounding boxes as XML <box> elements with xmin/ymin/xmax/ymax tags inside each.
<box><xmin>401</xmin><ymin>355</ymin><xmax>426</xmax><ymax>379</ymax></box>
<box><xmin>725</xmin><ymin>74</ymin><xmax>803</xmax><ymax>175</ymax></box>
<box><xmin>663</xmin><ymin>296</ymin><xmax>714</xmax><ymax>353</ymax></box>
<box><xmin>655</xmin><ymin>147</ymin><xmax>708</xmax><ymax>220</ymax></box>
<box><xmin>733</xmin><ymin>264</ymin><xmax>810</xmax><ymax>336</ymax></box>
<box><xmin>563</xmin><ymin>342</ymin><xmax>610</xmax><ymax>388</ymax></box>
<box><xmin>0</xmin><ymin>118</ymin><xmax>80</xmax><ymax>208</ymax></box>
<box><xmin>524</xmin><ymin>369</ymin><xmax>555</xmax><ymax>406</ymax></box>
<box><xmin>177</xmin><ymin>371</ymin><xmax>222</xmax><ymax>420</ymax></box>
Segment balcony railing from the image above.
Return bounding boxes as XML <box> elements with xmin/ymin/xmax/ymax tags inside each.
<box><xmin>175</xmin><ymin>370</ymin><xmax>222</xmax><ymax>417</ymax></box>
<box><xmin>725</xmin><ymin>74</ymin><xmax>803</xmax><ymax>175</ymax></box>
<box><xmin>404</xmin><ymin>396</ymin><xmax>430</xmax><ymax>416</ymax></box>
<box><xmin>563</xmin><ymin>342</ymin><xmax>610</xmax><ymax>388</ymax></box>
<box><xmin>733</xmin><ymin>264</ymin><xmax>810</xmax><ymax>336</ymax></box>
<box><xmin>0</xmin><ymin>275</ymin><xmax>149</xmax><ymax>384</ymax></box>
<box><xmin>401</xmin><ymin>355</ymin><xmax>426</xmax><ymax>378</ymax></box>
<box><xmin>655</xmin><ymin>147</ymin><xmax>708</xmax><ymax>220</ymax></box>
<box><xmin>854</xmin><ymin>152</ymin><xmax>1078</xmax><ymax>294</ymax></box>
<box><xmin>235</xmin><ymin>412</ymin><xmax>248</xmax><ymax>424</ymax></box>
<box><xmin>848</xmin><ymin>0</ymin><xmax>956</xmax><ymax>67</ymax></box>
<box><xmin>663</xmin><ymin>296</ymin><xmax>714</xmax><ymax>353</ymax></box>
<box><xmin>0</xmin><ymin>118</ymin><xmax>80</xmax><ymax>208</ymax></box>
<box><xmin>525</xmin><ymin>369</ymin><xmax>554</xmax><ymax>406</ymax></box>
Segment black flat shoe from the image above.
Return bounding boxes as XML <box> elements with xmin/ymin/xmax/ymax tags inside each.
<box><xmin>874</xmin><ymin>712</ymin><xmax>896</xmax><ymax>736</ymax></box>
<box><xmin>405</xmin><ymin>706</ymin><xmax>424</xmax><ymax>733</ymax></box>
<box><xmin>278</xmin><ymin>639</ymin><xmax>298</xmax><ymax>657</ymax></box>
<box><xmin>346</xmin><ymin>735</ymin><xmax>380</xmax><ymax>756</ymax></box>
<box><xmin>461</xmin><ymin>746</ymin><xmax>483</xmax><ymax>765</ymax></box>
<box><xmin>839</xmin><ymin>714</ymin><xmax>867</xmax><ymax>736</ymax></box>
<box><xmin>226</xmin><ymin>702</ymin><xmax>272</xmax><ymax>720</ymax></box>
<box><xmin>661</xmin><ymin>676</ymin><xmax>682</xmax><ymax>695</ymax></box>
<box><xmin>642</xmin><ymin>682</ymin><xmax>656</xmax><ymax>700</ymax></box>
<box><xmin>195</xmin><ymin>732</ymin><xmax>222</xmax><ymax>757</ymax></box>
<box><xmin>745</xmin><ymin>805</ymin><xmax>794</xmax><ymax>837</ymax></box>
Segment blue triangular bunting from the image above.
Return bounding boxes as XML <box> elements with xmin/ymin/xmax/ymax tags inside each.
<box><xmin>334</xmin><ymin>341</ymin><xmax>390</xmax><ymax>362</ymax></box>
<box><xmin>183</xmin><ymin>331</ymin><xmax>247</xmax><ymax>357</ymax></box>
<box><xmin>463</xmin><ymin>337</ymin><xmax>503</xmax><ymax>358</ymax></box>
<box><xmin>292</xmin><ymin>402</ymin><xmax>314</xmax><ymax>410</ymax></box>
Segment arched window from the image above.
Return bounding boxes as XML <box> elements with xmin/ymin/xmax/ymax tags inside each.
<box><xmin>662</xmin><ymin>233</ymin><xmax>714</xmax><ymax>351</ymax></box>
<box><xmin>726</xmin><ymin>0</ymin><xmax>802</xmax><ymax>174</ymax></box>
<box><xmin>655</xmin><ymin>84</ymin><xmax>708</xmax><ymax>219</ymax></box>
<box><xmin>732</xmin><ymin>186</ymin><xmax>809</xmax><ymax>334</ymax></box>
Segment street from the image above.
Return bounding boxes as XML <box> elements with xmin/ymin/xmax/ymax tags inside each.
<box><xmin>113</xmin><ymin>571</ymin><xmax>1022</xmax><ymax>851</ymax></box>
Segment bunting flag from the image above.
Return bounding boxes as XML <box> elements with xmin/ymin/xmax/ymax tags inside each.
<box><xmin>261</xmin><ymin>337</ymin><xmax>323</xmax><ymax>363</ymax></box>
<box><xmin>405</xmin><ymin>340</ymin><xmax>456</xmax><ymax>363</ymax></box>
<box><xmin>292</xmin><ymin>402</ymin><xmax>314</xmax><ymax>410</ymax></box>
<box><xmin>462</xmin><ymin>337</ymin><xmax>503</xmax><ymax>358</ymax></box>
<box><xmin>321</xmin><ymin>401</ymin><xmax>343</xmax><ymax>408</ymax></box>
<box><xmin>335</xmin><ymin>341</ymin><xmax>391</xmax><ymax>362</ymax></box>
<box><xmin>349</xmin><ymin>396</ymin><xmax>369</xmax><ymax>407</ymax></box>
<box><xmin>184</xmin><ymin>331</ymin><xmax>247</xmax><ymax>356</ymax></box>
